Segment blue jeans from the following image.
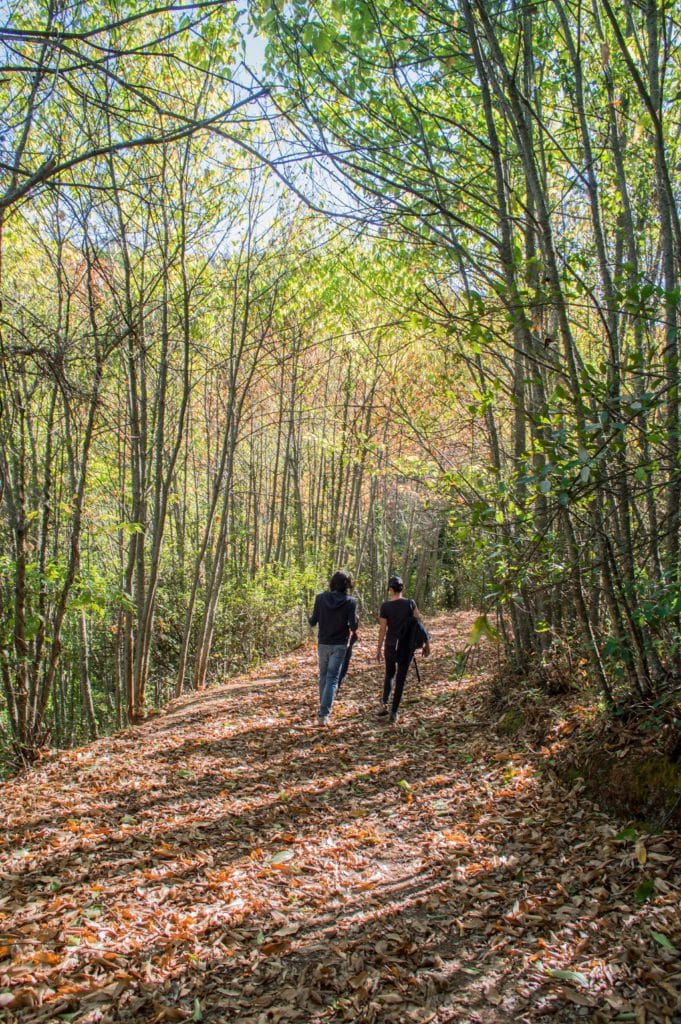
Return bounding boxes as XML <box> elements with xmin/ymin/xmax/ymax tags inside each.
<box><xmin>318</xmin><ymin>643</ymin><xmax>346</xmax><ymax>719</ymax></box>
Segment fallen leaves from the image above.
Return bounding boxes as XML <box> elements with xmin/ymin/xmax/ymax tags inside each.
<box><xmin>0</xmin><ymin>613</ymin><xmax>679</xmax><ymax>1023</ymax></box>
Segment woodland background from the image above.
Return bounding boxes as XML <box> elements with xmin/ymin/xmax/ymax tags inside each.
<box><xmin>1</xmin><ymin>0</ymin><xmax>680</xmax><ymax>772</ymax></box>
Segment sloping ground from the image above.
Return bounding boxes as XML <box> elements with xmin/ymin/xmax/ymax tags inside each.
<box><xmin>0</xmin><ymin>613</ymin><xmax>679</xmax><ymax>1024</ymax></box>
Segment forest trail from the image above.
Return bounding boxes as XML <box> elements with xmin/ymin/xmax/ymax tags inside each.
<box><xmin>1</xmin><ymin>613</ymin><xmax>679</xmax><ymax>1024</ymax></box>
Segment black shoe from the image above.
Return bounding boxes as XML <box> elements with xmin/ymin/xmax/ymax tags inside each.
<box><xmin>389</xmin><ymin>712</ymin><xmax>399</xmax><ymax>724</ymax></box>
<box><xmin>376</xmin><ymin>704</ymin><xmax>389</xmax><ymax>718</ymax></box>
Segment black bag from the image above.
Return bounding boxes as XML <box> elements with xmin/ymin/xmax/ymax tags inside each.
<box><xmin>396</xmin><ymin>600</ymin><xmax>430</xmax><ymax>661</ymax></box>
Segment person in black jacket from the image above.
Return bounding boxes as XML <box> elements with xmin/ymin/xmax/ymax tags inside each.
<box><xmin>308</xmin><ymin>570</ymin><xmax>358</xmax><ymax>726</ymax></box>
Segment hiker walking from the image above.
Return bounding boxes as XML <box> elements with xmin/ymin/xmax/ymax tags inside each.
<box><xmin>308</xmin><ymin>570</ymin><xmax>358</xmax><ymax>727</ymax></box>
<box><xmin>375</xmin><ymin>575</ymin><xmax>425</xmax><ymax>724</ymax></box>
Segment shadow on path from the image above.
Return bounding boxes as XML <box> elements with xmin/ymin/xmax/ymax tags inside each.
<box><xmin>1</xmin><ymin>614</ymin><xmax>679</xmax><ymax>1024</ymax></box>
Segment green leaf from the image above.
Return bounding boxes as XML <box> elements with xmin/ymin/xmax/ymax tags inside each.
<box><xmin>117</xmin><ymin>520</ymin><xmax>144</xmax><ymax>536</ymax></box>
<box><xmin>651</xmin><ymin>931</ymin><xmax>677</xmax><ymax>952</ymax></box>
<box><xmin>634</xmin><ymin>879</ymin><xmax>655</xmax><ymax>904</ymax></box>
<box><xmin>192</xmin><ymin>997</ymin><xmax>203</xmax><ymax>1021</ymax></box>
<box><xmin>545</xmin><ymin>967</ymin><xmax>589</xmax><ymax>988</ymax></box>
<box><xmin>615</xmin><ymin>826</ymin><xmax>637</xmax><ymax>841</ymax></box>
<box><xmin>470</xmin><ymin>615</ymin><xmax>499</xmax><ymax>644</ymax></box>
<box><xmin>269</xmin><ymin>849</ymin><xmax>295</xmax><ymax>864</ymax></box>
<box><xmin>315</xmin><ymin>27</ymin><xmax>334</xmax><ymax>53</ymax></box>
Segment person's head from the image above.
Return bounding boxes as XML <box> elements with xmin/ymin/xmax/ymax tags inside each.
<box><xmin>388</xmin><ymin>575</ymin><xmax>404</xmax><ymax>594</ymax></box>
<box><xmin>330</xmin><ymin>570</ymin><xmax>353</xmax><ymax>593</ymax></box>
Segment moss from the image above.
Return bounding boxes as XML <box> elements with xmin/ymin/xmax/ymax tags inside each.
<box><xmin>579</xmin><ymin>753</ymin><xmax>681</xmax><ymax>826</ymax></box>
<box><xmin>633</xmin><ymin>756</ymin><xmax>681</xmax><ymax>799</ymax></box>
<box><xmin>497</xmin><ymin>708</ymin><xmax>524</xmax><ymax>735</ymax></box>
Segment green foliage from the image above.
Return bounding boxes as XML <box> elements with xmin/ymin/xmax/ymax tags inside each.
<box><xmin>635</xmin><ymin>880</ymin><xmax>655</xmax><ymax>904</ymax></box>
<box><xmin>210</xmin><ymin>562</ymin><xmax>321</xmax><ymax>675</ymax></box>
<box><xmin>4</xmin><ymin>0</ymin><xmax>681</xmax><ymax>761</ymax></box>
<box><xmin>470</xmin><ymin>615</ymin><xmax>499</xmax><ymax>645</ymax></box>
<box><xmin>250</xmin><ymin>0</ymin><xmax>681</xmax><ymax>718</ymax></box>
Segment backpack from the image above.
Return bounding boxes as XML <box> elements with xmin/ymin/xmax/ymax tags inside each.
<box><xmin>396</xmin><ymin>600</ymin><xmax>430</xmax><ymax>661</ymax></box>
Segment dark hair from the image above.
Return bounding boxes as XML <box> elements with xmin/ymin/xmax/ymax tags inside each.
<box><xmin>330</xmin><ymin>570</ymin><xmax>353</xmax><ymax>593</ymax></box>
<box><xmin>388</xmin><ymin>575</ymin><xmax>404</xmax><ymax>592</ymax></box>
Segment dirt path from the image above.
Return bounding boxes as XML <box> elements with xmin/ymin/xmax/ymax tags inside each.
<box><xmin>1</xmin><ymin>613</ymin><xmax>679</xmax><ymax>1024</ymax></box>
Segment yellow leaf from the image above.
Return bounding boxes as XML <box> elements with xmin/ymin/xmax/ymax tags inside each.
<box><xmin>635</xmin><ymin>840</ymin><xmax>647</xmax><ymax>865</ymax></box>
<box><xmin>34</xmin><ymin>951</ymin><xmax>61</xmax><ymax>964</ymax></box>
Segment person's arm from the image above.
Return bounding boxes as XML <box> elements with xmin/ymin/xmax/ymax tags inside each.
<box><xmin>376</xmin><ymin>617</ymin><xmax>387</xmax><ymax>661</ymax></box>
<box><xmin>308</xmin><ymin>595</ymin><xmax>320</xmax><ymax>628</ymax></box>
<box><xmin>349</xmin><ymin>597</ymin><xmax>359</xmax><ymax>636</ymax></box>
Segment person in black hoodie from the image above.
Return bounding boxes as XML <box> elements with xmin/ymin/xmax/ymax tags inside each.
<box><xmin>308</xmin><ymin>570</ymin><xmax>358</xmax><ymax>726</ymax></box>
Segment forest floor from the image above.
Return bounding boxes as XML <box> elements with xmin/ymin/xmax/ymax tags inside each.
<box><xmin>1</xmin><ymin>612</ymin><xmax>680</xmax><ymax>1024</ymax></box>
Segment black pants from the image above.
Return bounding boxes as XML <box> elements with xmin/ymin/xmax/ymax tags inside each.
<box><xmin>383</xmin><ymin>645</ymin><xmax>411</xmax><ymax>715</ymax></box>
